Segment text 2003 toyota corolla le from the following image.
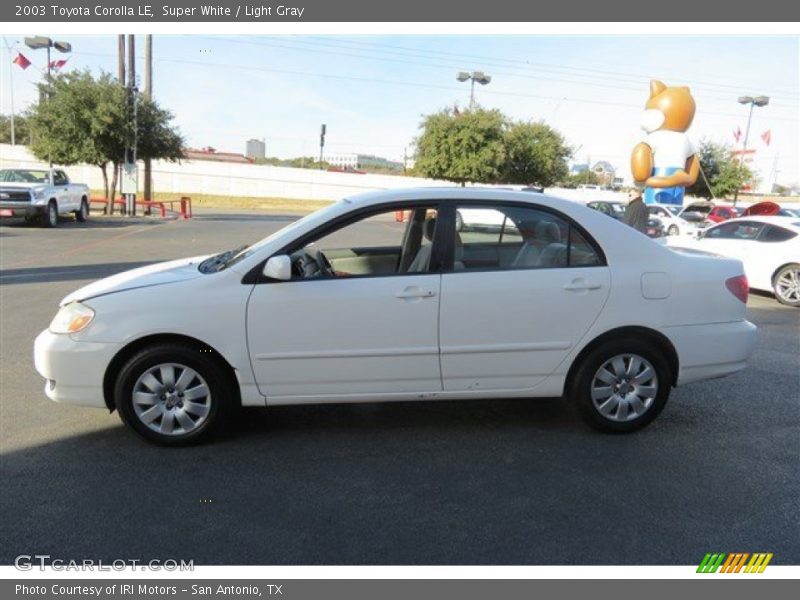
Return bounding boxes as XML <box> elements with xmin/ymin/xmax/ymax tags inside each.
<box><xmin>34</xmin><ymin>189</ymin><xmax>758</xmax><ymax>445</ymax></box>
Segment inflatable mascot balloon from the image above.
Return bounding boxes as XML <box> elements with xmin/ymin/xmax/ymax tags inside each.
<box><xmin>631</xmin><ymin>80</ymin><xmax>700</xmax><ymax>205</ymax></box>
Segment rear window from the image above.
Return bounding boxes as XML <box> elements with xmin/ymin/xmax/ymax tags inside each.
<box><xmin>759</xmin><ymin>225</ymin><xmax>797</xmax><ymax>243</ymax></box>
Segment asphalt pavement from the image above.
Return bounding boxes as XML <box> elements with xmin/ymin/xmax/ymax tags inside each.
<box><xmin>1</xmin><ymin>210</ymin><xmax>798</xmax><ymax>565</ymax></box>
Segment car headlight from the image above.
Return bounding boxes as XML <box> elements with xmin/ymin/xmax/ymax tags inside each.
<box><xmin>32</xmin><ymin>188</ymin><xmax>47</xmax><ymax>200</ymax></box>
<box><xmin>49</xmin><ymin>302</ymin><xmax>95</xmax><ymax>334</ymax></box>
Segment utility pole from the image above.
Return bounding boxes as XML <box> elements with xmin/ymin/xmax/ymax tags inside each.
<box><xmin>319</xmin><ymin>124</ymin><xmax>326</xmax><ymax>169</ymax></box>
<box><xmin>124</xmin><ymin>34</ymin><xmax>137</xmax><ymax>216</ymax></box>
<box><xmin>143</xmin><ymin>34</ymin><xmax>152</xmax><ymax>202</ymax></box>
<box><xmin>117</xmin><ymin>35</ymin><xmax>125</xmax><ymax>85</ymax></box>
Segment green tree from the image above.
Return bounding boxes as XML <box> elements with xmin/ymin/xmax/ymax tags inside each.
<box><xmin>687</xmin><ymin>139</ymin><xmax>752</xmax><ymax>200</ymax></box>
<box><xmin>414</xmin><ymin>107</ymin><xmax>507</xmax><ymax>185</ymax></box>
<box><xmin>559</xmin><ymin>169</ymin><xmax>602</xmax><ymax>189</ymax></box>
<box><xmin>27</xmin><ymin>69</ymin><xmax>183</xmax><ymax>213</ymax></box>
<box><xmin>0</xmin><ymin>114</ymin><xmax>31</xmax><ymax>145</ymax></box>
<box><xmin>502</xmin><ymin>121</ymin><xmax>570</xmax><ymax>186</ymax></box>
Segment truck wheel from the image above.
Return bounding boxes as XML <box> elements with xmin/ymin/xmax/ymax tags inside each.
<box><xmin>75</xmin><ymin>198</ymin><xmax>89</xmax><ymax>222</ymax></box>
<box><xmin>42</xmin><ymin>201</ymin><xmax>58</xmax><ymax>228</ymax></box>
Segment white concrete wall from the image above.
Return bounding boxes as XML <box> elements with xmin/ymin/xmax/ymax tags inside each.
<box><xmin>0</xmin><ymin>143</ymin><xmax>452</xmax><ymax>201</ymax></box>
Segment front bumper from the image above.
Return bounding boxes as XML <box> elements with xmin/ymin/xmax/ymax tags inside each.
<box><xmin>0</xmin><ymin>202</ymin><xmax>46</xmax><ymax>218</ymax></box>
<box><xmin>33</xmin><ymin>329</ymin><xmax>122</xmax><ymax>408</ymax></box>
<box><xmin>664</xmin><ymin>320</ymin><xmax>758</xmax><ymax>385</ymax></box>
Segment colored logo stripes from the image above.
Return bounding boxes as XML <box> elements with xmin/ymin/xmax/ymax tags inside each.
<box><xmin>697</xmin><ymin>552</ymin><xmax>773</xmax><ymax>573</ymax></box>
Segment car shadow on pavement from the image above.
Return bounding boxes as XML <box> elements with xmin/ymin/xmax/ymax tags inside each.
<box><xmin>0</xmin><ymin>261</ymin><xmax>155</xmax><ymax>285</ymax></box>
<box><xmin>1</xmin><ymin>216</ymin><xmax>169</xmax><ymax>229</ymax></box>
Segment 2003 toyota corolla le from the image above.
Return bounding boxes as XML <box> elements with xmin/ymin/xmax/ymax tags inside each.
<box><xmin>34</xmin><ymin>189</ymin><xmax>758</xmax><ymax>445</ymax></box>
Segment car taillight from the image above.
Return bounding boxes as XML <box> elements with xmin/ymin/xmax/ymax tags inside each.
<box><xmin>725</xmin><ymin>275</ymin><xmax>749</xmax><ymax>304</ymax></box>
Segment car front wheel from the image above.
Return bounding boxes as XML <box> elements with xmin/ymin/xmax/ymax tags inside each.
<box><xmin>571</xmin><ymin>338</ymin><xmax>671</xmax><ymax>433</ymax></box>
<box><xmin>773</xmin><ymin>264</ymin><xmax>800</xmax><ymax>307</ymax></box>
<box><xmin>667</xmin><ymin>224</ymin><xmax>679</xmax><ymax>236</ymax></box>
<box><xmin>42</xmin><ymin>201</ymin><xmax>58</xmax><ymax>228</ymax></box>
<box><xmin>114</xmin><ymin>343</ymin><xmax>232</xmax><ymax>445</ymax></box>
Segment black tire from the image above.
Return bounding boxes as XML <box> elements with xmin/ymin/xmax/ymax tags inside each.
<box><xmin>75</xmin><ymin>198</ymin><xmax>89</xmax><ymax>222</ymax></box>
<box><xmin>570</xmin><ymin>337</ymin><xmax>672</xmax><ymax>433</ymax></box>
<box><xmin>667</xmin><ymin>224</ymin><xmax>679</xmax><ymax>236</ymax></box>
<box><xmin>114</xmin><ymin>343</ymin><xmax>233</xmax><ymax>446</ymax></box>
<box><xmin>42</xmin><ymin>200</ymin><xmax>58</xmax><ymax>228</ymax></box>
<box><xmin>772</xmin><ymin>263</ymin><xmax>800</xmax><ymax>307</ymax></box>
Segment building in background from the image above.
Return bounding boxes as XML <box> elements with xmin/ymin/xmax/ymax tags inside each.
<box><xmin>245</xmin><ymin>138</ymin><xmax>266</xmax><ymax>161</ymax></box>
<box><xmin>326</xmin><ymin>153</ymin><xmax>403</xmax><ymax>172</ymax></box>
<box><xmin>591</xmin><ymin>160</ymin><xmax>617</xmax><ymax>186</ymax></box>
<box><xmin>185</xmin><ymin>146</ymin><xmax>252</xmax><ymax>164</ymax></box>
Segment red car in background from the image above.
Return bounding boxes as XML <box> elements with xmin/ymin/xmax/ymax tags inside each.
<box><xmin>679</xmin><ymin>202</ymin><xmax>742</xmax><ymax>224</ymax></box>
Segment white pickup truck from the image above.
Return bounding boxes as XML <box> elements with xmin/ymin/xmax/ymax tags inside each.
<box><xmin>0</xmin><ymin>168</ymin><xmax>90</xmax><ymax>228</ymax></box>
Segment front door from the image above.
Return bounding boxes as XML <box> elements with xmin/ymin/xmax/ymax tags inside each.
<box><xmin>246</xmin><ymin>203</ymin><xmax>445</xmax><ymax>401</ymax></box>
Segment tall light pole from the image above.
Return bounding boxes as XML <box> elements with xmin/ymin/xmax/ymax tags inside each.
<box><xmin>734</xmin><ymin>95</ymin><xmax>769</xmax><ymax>202</ymax></box>
<box><xmin>24</xmin><ymin>36</ymin><xmax>71</xmax><ymax>171</ymax></box>
<box><xmin>456</xmin><ymin>71</ymin><xmax>491</xmax><ymax>109</ymax></box>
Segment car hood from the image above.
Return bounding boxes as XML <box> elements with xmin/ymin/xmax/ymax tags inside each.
<box><xmin>0</xmin><ymin>183</ymin><xmax>46</xmax><ymax>191</ymax></box>
<box><xmin>60</xmin><ymin>255</ymin><xmax>210</xmax><ymax>306</ymax></box>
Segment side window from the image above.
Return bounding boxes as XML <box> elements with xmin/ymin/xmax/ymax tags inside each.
<box><xmin>454</xmin><ymin>204</ymin><xmax>602</xmax><ymax>271</ymax></box>
<box><xmin>53</xmin><ymin>171</ymin><xmax>67</xmax><ymax>185</ymax></box>
<box><xmin>288</xmin><ymin>205</ymin><xmax>439</xmax><ymax>279</ymax></box>
<box><xmin>759</xmin><ymin>225</ymin><xmax>797</xmax><ymax>243</ymax></box>
<box><xmin>706</xmin><ymin>222</ymin><xmax>746</xmax><ymax>239</ymax></box>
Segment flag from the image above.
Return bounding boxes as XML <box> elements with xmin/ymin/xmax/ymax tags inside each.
<box><xmin>761</xmin><ymin>129</ymin><xmax>771</xmax><ymax>146</ymax></box>
<box><xmin>49</xmin><ymin>58</ymin><xmax>68</xmax><ymax>70</ymax></box>
<box><xmin>733</xmin><ymin>126</ymin><xmax>742</xmax><ymax>143</ymax></box>
<box><xmin>12</xmin><ymin>52</ymin><xmax>31</xmax><ymax>70</ymax></box>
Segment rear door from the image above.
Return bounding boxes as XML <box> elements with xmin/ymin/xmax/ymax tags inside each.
<box><xmin>438</xmin><ymin>202</ymin><xmax>610</xmax><ymax>392</ymax></box>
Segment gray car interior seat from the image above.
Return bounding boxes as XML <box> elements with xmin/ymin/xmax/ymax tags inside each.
<box><xmin>511</xmin><ymin>220</ymin><xmax>562</xmax><ymax>268</ymax></box>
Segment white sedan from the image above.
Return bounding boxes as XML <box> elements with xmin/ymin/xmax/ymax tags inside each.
<box><xmin>668</xmin><ymin>216</ymin><xmax>800</xmax><ymax>307</ymax></box>
<box><xmin>34</xmin><ymin>188</ymin><xmax>758</xmax><ymax>445</ymax></box>
<box><xmin>647</xmin><ymin>203</ymin><xmax>699</xmax><ymax>237</ymax></box>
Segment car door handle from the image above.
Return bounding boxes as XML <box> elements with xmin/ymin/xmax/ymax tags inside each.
<box><xmin>395</xmin><ymin>287</ymin><xmax>437</xmax><ymax>299</ymax></box>
<box><xmin>563</xmin><ymin>281</ymin><xmax>602</xmax><ymax>292</ymax></box>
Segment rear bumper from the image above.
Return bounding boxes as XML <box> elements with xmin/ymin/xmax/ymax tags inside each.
<box><xmin>33</xmin><ymin>329</ymin><xmax>121</xmax><ymax>408</ymax></box>
<box><xmin>664</xmin><ymin>320</ymin><xmax>758</xmax><ymax>385</ymax></box>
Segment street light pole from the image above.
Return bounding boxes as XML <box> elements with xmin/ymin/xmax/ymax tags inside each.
<box><xmin>24</xmin><ymin>36</ymin><xmax>72</xmax><ymax>173</ymax></box>
<box><xmin>734</xmin><ymin>95</ymin><xmax>769</xmax><ymax>203</ymax></box>
<box><xmin>457</xmin><ymin>71</ymin><xmax>491</xmax><ymax>109</ymax></box>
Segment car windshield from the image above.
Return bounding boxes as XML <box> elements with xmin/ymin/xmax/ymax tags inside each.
<box><xmin>0</xmin><ymin>169</ymin><xmax>50</xmax><ymax>183</ymax></box>
<box><xmin>199</xmin><ymin>200</ymin><xmax>346</xmax><ymax>272</ymax></box>
<box><xmin>610</xmin><ymin>203</ymin><xmax>625</xmax><ymax>214</ymax></box>
<box><xmin>664</xmin><ymin>205</ymin><xmax>680</xmax><ymax>216</ymax></box>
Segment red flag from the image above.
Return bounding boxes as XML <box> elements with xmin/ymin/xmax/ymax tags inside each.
<box><xmin>761</xmin><ymin>129</ymin><xmax>771</xmax><ymax>146</ymax></box>
<box><xmin>49</xmin><ymin>58</ymin><xmax>68</xmax><ymax>70</ymax></box>
<box><xmin>733</xmin><ymin>126</ymin><xmax>742</xmax><ymax>143</ymax></box>
<box><xmin>12</xmin><ymin>52</ymin><xmax>31</xmax><ymax>70</ymax></box>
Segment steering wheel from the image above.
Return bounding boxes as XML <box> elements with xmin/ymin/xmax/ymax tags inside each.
<box><xmin>313</xmin><ymin>250</ymin><xmax>335</xmax><ymax>277</ymax></box>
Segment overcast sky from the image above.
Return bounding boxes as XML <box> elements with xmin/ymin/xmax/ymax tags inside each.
<box><xmin>1</xmin><ymin>34</ymin><xmax>797</xmax><ymax>186</ymax></box>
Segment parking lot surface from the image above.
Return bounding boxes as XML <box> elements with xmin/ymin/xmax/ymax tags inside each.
<box><xmin>1</xmin><ymin>211</ymin><xmax>798</xmax><ymax>565</ymax></box>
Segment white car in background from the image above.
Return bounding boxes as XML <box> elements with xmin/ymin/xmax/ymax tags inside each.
<box><xmin>668</xmin><ymin>216</ymin><xmax>800</xmax><ymax>307</ymax></box>
<box><xmin>0</xmin><ymin>168</ymin><xmax>90</xmax><ymax>227</ymax></box>
<box><xmin>34</xmin><ymin>188</ymin><xmax>757</xmax><ymax>445</ymax></box>
<box><xmin>647</xmin><ymin>203</ymin><xmax>698</xmax><ymax>237</ymax></box>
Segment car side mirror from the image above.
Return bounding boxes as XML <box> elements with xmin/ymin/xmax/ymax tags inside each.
<box><xmin>262</xmin><ymin>255</ymin><xmax>292</xmax><ymax>281</ymax></box>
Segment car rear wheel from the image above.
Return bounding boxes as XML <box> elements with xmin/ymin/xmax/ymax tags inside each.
<box><xmin>75</xmin><ymin>199</ymin><xmax>89</xmax><ymax>222</ymax></box>
<box><xmin>571</xmin><ymin>338</ymin><xmax>671</xmax><ymax>432</ymax></box>
<box><xmin>773</xmin><ymin>264</ymin><xmax>800</xmax><ymax>307</ymax></box>
<box><xmin>42</xmin><ymin>200</ymin><xmax>58</xmax><ymax>228</ymax></box>
<box><xmin>114</xmin><ymin>343</ymin><xmax>232</xmax><ymax>445</ymax></box>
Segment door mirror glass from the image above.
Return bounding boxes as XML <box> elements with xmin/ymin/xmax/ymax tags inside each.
<box><xmin>263</xmin><ymin>255</ymin><xmax>292</xmax><ymax>281</ymax></box>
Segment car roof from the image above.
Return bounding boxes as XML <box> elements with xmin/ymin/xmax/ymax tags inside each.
<box><xmin>344</xmin><ymin>187</ymin><xmax>586</xmax><ymax>212</ymax></box>
<box><xmin>722</xmin><ymin>215</ymin><xmax>800</xmax><ymax>230</ymax></box>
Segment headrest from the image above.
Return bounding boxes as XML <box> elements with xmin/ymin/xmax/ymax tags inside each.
<box><xmin>535</xmin><ymin>220</ymin><xmax>561</xmax><ymax>243</ymax></box>
<box><xmin>423</xmin><ymin>217</ymin><xmax>437</xmax><ymax>241</ymax></box>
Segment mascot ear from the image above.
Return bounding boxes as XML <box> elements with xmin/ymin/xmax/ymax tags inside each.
<box><xmin>649</xmin><ymin>80</ymin><xmax>667</xmax><ymax>98</ymax></box>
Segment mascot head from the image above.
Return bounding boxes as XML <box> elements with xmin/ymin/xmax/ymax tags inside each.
<box><xmin>640</xmin><ymin>80</ymin><xmax>696</xmax><ymax>134</ymax></box>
